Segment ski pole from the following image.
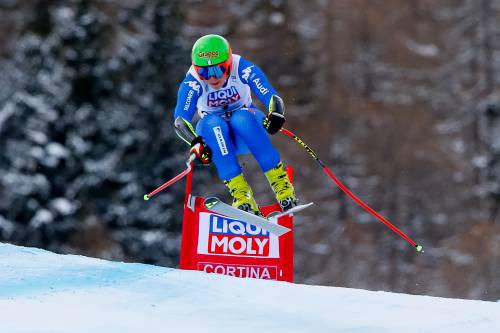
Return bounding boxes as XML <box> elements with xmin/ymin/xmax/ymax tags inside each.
<box><xmin>143</xmin><ymin>154</ymin><xmax>196</xmax><ymax>201</ymax></box>
<box><xmin>280</xmin><ymin>128</ymin><xmax>423</xmax><ymax>253</ymax></box>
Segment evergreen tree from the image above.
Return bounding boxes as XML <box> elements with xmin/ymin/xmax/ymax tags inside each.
<box><xmin>0</xmin><ymin>0</ymin><xmax>188</xmax><ymax>265</ymax></box>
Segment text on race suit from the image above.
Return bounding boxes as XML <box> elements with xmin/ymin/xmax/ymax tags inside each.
<box><xmin>207</xmin><ymin>86</ymin><xmax>241</xmax><ymax>107</ymax></box>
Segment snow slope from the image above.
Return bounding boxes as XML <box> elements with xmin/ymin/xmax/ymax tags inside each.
<box><xmin>0</xmin><ymin>243</ymin><xmax>498</xmax><ymax>333</ymax></box>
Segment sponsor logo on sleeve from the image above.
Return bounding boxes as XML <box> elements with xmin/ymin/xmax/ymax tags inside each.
<box><xmin>252</xmin><ymin>77</ymin><xmax>269</xmax><ymax>95</ymax></box>
<box><xmin>197</xmin><ymin>212</ymin><xmax>280</xmax><ymax>258</ymax></box>
<box><xmin>184</xmin><ymin>89</ymin><xmax>194</xmax><ymax>111</ymax></box>
<box><xmin>183</xmin><ymin>81</ymin><xmax>201</xmax><ymax>111</ymax></box>
<box><xmin>241</xmin><ymin>65</ymin><xmax>254</xmax><ymax>81</ymax></box>
<box><xmin>184</xmin><ymin>80</ymin><xmax>201</xmax><ymax>94</ymax></box>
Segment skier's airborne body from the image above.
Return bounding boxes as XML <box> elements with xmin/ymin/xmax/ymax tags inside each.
<box><xmin>173</xmin><ymin>34</ymin><xmax>297</xmax><ymax>215</ymax></box>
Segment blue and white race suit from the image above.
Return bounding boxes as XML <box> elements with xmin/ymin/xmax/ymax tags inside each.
<box><xmin>173</xmin><ymin>54</ymin><xmax>281</xmax><ymax>181</ymax></box>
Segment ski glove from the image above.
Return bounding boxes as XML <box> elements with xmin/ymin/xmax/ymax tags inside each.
<box><xmin>190</xmin><ymin>136</ymin><xmax>212</xmax><ymax>165</ymax></box>
<box><xmin>263</xmin><ymin>95</ymin><xmax>285</xmax><ymax>135</ymax></box>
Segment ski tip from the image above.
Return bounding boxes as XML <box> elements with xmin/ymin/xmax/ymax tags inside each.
<box><xmin>416</xmin><ymin>244</ymin><xmax>424</xmax><ymax>253</ymax></box>
<box><xmin>143</xmin><ymin>194</ymin><xmax>150</xmax><ymax>201</ymax></box>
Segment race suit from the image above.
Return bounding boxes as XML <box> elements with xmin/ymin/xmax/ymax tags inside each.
<box><xmin>173</xmin><ymin>54</ymin><xmax>281</xmax><ymax>181</ymax></box>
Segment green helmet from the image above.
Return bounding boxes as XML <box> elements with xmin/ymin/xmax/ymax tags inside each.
<box><xmin>191</xmin><ymin>34</ymin><xmax>232</xmax><ymax>67</ymax></box>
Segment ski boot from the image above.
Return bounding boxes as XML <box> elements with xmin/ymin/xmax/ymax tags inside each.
<box><xmin>265</xmin><ymin>162</ymin><xmax>298</xmax><ymax>211</ymax></box>
<box><xmin>224</xmin><ymin>173</ymin><xmax>262</xmax><ymax>216</ymax></box>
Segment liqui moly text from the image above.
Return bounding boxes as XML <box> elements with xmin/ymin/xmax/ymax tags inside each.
<box><xmin>207</xmin><ymin>87</ymin><xmax>241</xmax><ymax>107</ymax></box>
<box><xmin>197</xmin><ymin>212</ymin><xmax>280</xmax><ymax>258</ymax></box>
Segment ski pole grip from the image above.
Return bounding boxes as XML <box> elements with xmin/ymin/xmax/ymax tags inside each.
<box><xmin>187</xmin><ymin>153</ymin><xmax>196</xmax><ymax>166</ymax></box>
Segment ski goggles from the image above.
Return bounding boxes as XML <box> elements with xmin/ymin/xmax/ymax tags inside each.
<box><xmin>194</xmin><ymin>59</ymin><xmax>231</xmax><ymax>80</ymax></box>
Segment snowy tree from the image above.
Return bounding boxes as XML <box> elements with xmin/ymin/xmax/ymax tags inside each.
<box><xmin>0</xmin><ymin>0</ymin><xmax>190</xmax><ymax>265</ymax></box>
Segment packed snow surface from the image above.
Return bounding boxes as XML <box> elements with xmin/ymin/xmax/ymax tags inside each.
<box><xmin>0</xmin><ymin>243</ymin><xmax>498</xmax><ymax>333</ymax></box>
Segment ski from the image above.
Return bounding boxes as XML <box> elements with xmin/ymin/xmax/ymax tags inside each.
<box><xmin>204</xmin><ymin>197</ymin><xmax>291</xmax><ymax>236</ymax></box>
<box><xmin>267</xmin><ymin>202</ymin><xmax>314</xmax><ymax>221</ymax></box>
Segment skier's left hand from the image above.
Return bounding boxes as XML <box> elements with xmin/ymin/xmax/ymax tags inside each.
<box><xmin>190</xmin><ymin>136</ymin><xmax>212</xmax><ymax>165</ymax></box>
<box><xmin>263</xmin><ymin>95</ymin><xmax>285</xmax><ymax>135</ymax></box>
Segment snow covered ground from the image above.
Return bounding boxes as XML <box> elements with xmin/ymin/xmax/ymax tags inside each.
<box><xmin>0</xmin><ymin>242</ymin><xmax>498</xmax><ymax>333</ymax></box>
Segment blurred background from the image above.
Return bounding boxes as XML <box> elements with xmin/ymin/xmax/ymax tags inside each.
<box><xmin>1</xmin><ymin>0</ymin><xmax>499</xmax><ymax>301</ymax></box>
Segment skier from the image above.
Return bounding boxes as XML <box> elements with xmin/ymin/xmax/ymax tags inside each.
<box><xmin>173</xmin><ymin>34</ymin><xmax>297</xmax><ymax>215</ymax></box>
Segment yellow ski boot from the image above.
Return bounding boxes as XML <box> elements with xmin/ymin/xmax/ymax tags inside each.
<box><xmin>224</xmin><ymin>174</ymin><xmax>261</xmax><ymax>215</ymax></box>
<box><xmin>265</xmin><ymin>162</ymin><xmax>298</xmax><ymax>211</ymax></box>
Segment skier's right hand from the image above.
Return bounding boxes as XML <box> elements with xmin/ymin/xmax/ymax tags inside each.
<box><xmin>190</xmin><ymin>136</ymin><xmax>212</xmax><ymax>165</ymax></box>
